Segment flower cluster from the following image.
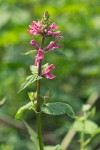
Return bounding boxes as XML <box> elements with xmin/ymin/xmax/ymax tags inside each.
<box><xmin>27</xmin><ymin>21</ymin><xmax>63</xmax><ymax>38</ymax></box>
<box><xmin>28</xmin><ymin>12</ymin><xmax>63</xmax><ymax>79</ymax></box>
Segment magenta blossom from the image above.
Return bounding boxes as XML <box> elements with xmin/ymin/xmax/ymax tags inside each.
<box><xmin>28</xmin><ymin>21</ymin><xmax>63</xmax><ymax>38</ymax></box>
<box><xmin>41</xmin><ymin>64</ymin><xmax>55</xmax><ymax>79</ymax></box>
<box><xmin>46</xmin><ymin>30</ymin><xmax>63</xmax><ymax>38</ymax></box>
<box><xmin>30</xmin><ymin>39</ymin><xmax>39</xmax><ymax>50</ymax></box>
<box><xmin>27</xmin><ymin>21</ymin><xmax>43</xmax><ymax>35</ymax></box>
<box><xmin>50</xmin><ymin>23</ymin><xmax>58</xmax><ymax>30</ymax></box>
<box><xmin>45</xmin><ymin>40</ymin><xmax>63</xmax><ymax>51</ymax></box>
<box><xmin>46</xmin><ymin>23</ymin><xmax>63</xmax><ymax>38</ymax></box>
<box><xmin>35</xmin><ymin>49</ymin><xmax>44</xmax><ymax>65</ymax></box>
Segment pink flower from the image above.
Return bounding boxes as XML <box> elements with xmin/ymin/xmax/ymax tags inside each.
<box><xmin>50</xmin><ymin>23</ymin><xmax>58</xmax><ymax>30</ymax></box>
<box><xmin>46</xmin><ymin>30</ymin><xmax>63</xmax><ymax>38</ymax></box>
<box><xmin>27</xmin><ymin>21</ymin><xmax>43</xmax><ymax>35</ymax></box>
<box><xmin>28</xmin><ymin>20</ymin><xmax>63</xmax><ymax>39</ymax></box>
<box><xmin>35</xmin><ymin>49</ymin><xmax>44</xmax><ymax>65</ymax></box>
<box><xmin>45</xmin><ymin>40</ymin><xmax>63</xmax><ymax>51</ymax></box>
<box><xmin>30</xmin><ymin>39</ymin><xmax>39</xmax><ymax>50</ymax></box>
<box><xmin>41</xmin><ymin>64</ymin><xmax>55</xmax><ymax>79</ymax></box>
<box><xmin>45</xmin><ymin>22</ymin><xmax>63</xmax><ymax>38</ymax></box>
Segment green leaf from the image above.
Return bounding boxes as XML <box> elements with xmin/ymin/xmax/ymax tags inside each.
<box><xmin>28</xmin><ymin>91</ymin><xmax>37</xmax><ymax>101</ymax></box>
<box><xmin>44</xmin><ymin>145</ymin><xmax>62</xmax><ymax>150</ymax></box>
<box><xmin>21</xmin><ymin>50</ymin><xmax>37</xmax><ymax>55</ymax></box>
<box><xmin>49</xmin><ymin>50</ymin><xmax>70</xmax><ymax>61</ymax></box>
<box><xmin>30</xmin><ymin>65</ymin><xmax>38</xmax><ymax>74</ymax></box>
<box><xmin>41</xmin><ymin>102</ymin><xmax>74</xmax><ymax>117</ymax></box>
<box><xmin>18</xmin><ymin>75</ymin><xmax>42</xmax><ymax>93</ymax></box>
<box><xmin>15</xmin><ymin>102</ymin><xmax>33</xmax><ymax>120</ymax></box>
<box><xmin>23</xmin><ymin>120</ymin><xmax>39</xmax><ymax>150</ymax></box>
<box><xmin>72</xmin><ymin>120</ymin><xmax>99</xmax><ymax>134</ymax></box>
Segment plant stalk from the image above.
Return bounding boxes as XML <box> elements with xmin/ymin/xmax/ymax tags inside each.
<box><xmin>36</xmin><ymin>36</ymin><xmax>45</xmax><ymax>150</ymax></box>
<box><xmin>37</xmin><ymin>112</ymin><xmax>44</xmax><ymax>150</ymax></box>
<box><xmin>80</xmin><ymin>120</ymin><xmax>85</xmax><ymax>150</ymax></box>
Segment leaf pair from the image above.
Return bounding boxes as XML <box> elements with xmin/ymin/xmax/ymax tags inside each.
<box><xmin>15</xmin><ymin>102</ymin><xmax>74</xmax><ymax>120</ymax></box>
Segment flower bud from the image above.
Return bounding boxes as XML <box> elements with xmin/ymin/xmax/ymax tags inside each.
<box><xmin>43</xmin><ymin>11</ymin><xmax>49</xmax><ymax>21</ymax></box>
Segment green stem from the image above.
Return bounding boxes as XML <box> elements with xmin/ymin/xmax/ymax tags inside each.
<box><xmin>80</xmin><ymin>120</ymin><xmax>85</xmax><ymax>150</ymax></box>
<box><xmin>36</xmin><ymin>112</ymin><xmax>44</xmax><ymax>150</ymax></box>
<box><xmin>36</xmin><ymin>36</ymin><xmax>45</xmax><ymax>150</ymax></box>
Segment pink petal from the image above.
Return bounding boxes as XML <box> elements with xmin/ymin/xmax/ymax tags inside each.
<box><xmin>35</xmin><ymin>49</ymin><xmax>44</xmax><ymax>65</ymax></box>
<box><xmin>50</xmin><ymin>23</ymin><xmax>58</xmax><ymax>30</ymax></box>
<box><xmin>41</xmin><ymin>64</ymin><xmax>55</xmax><ymax>76</ymax></box>
<box><xmin>30</xmin><ymin>39</ymin><xmax>39</xmax><ymax>50</ymax></box>
<box><xmin>45</xmin><ymin>40</ymin><xmax>63</xmax><ymax>51</ymax></box>
<box><xmin>46</xmin><ymin>73</ymin><xmax>55</xmax><ymax>79</ymax></box>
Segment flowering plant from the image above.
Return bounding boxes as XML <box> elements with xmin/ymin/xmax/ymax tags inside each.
<box><xmin>15</xmin><ymin>11</ymin><xmax>74</xmax><ymax>150</ymax></box>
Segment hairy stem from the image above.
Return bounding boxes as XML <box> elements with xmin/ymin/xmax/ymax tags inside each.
<box><xmin>37</xmin><ymin>112</ymin><xmax>44</xmax><ymax>150</ymax></box>
<box><xmin>36</xmin><ymin>36</ymin><xmax>45</xmax><ymax>150</ymax></box>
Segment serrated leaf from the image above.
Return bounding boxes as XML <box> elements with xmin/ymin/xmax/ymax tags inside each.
<box><xmin>18</xmin><ymin>75</ymin><xmax>42</xmax><ymax>93</ymax></box>
<box><xmin>30</xmin><ymin>65</ymin><xmax>38</xmax><ymax>74</ymax></box>
<box><xmin>41</xmin><ymin>102</ymin><xmax>74</xmax><ymax>117</ymax></box>
<box><xmin>15</xmin><ymin>102</ymin><xmax>33</xmax><ymax>120</ymax></box>
<box><xmin>49</xmin><ymin>50</ymin><xmax>70</xmax><ymax>61</ymax></box>
<box><xmin>44</xmin><ymin>145</ymin><xmax>62</xmax><ymax>150</ymax></box>
<box><xmin>21</xmin><ymin>50</ymin><xmax>37</xmax><ymax>55</ymax></box>
<box><xmin>72</xmin><ymin>120</ymin><xmax>99</xmax><ymax>134</ymax></box>
<box><xmin>23</xmin><ymin>120</ymin><xmax>39</xmax><ymax>150</ymax></box>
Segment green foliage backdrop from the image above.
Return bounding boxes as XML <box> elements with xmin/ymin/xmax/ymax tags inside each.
<box><xmin>0</xmin><ymin>0</ymin><xmax>100</xmax><ymax>149</ymax></box>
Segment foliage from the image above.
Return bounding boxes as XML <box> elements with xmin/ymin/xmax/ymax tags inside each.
<box><xmin>15</xmin><ymin>102</ymin><xmax>34</xmax><ymax>119</ymax></box>
<box><xmin>0</xmin><ymin>0</ymin><xmax>100</xmax><ymax>149</ymax></box>
<box><xmin>41</xmin><ymin>102</ymin><xmax>74</xmax><ymax>117</ymax></box>
<box><xmin>71</xmin><ymin>105</ymin><xmax>100</xmax><ymax>149</ymax></box>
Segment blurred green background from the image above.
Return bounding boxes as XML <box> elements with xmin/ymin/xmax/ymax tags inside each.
<box><xmin>0</xmin><ymin>0</ymin><xmax>100</xmax><ymax>150</ymax></box>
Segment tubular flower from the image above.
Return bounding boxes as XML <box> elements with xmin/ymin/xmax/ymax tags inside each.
<box><xmin>50</xmin><ymin>23</ymin><xmax>58</xmax><ymax>30</ymax></box>
<box><xmin>45</xmin><ymin>40</ymin><xmax>63</xmax><ymax>51</ymax></box>
<box><xmin>46</xmin><ymin>23</ymin><xmax>63</xmax><ymax>38</ymax></box>
<box><xmin>30</xmin><ymin>39</ymin><xmax>39</xmax><ymax>50</ymax></box>
<box><xmin>41</xmin><ymin>64</ymin><xmax>55</xmax><ymax>79</ymax></box>
<box><xmin>27</xmin><ymin>21</ymin><xmax>44</xmax><ymax>35</ymax></box>
<box><xmin>35</xmin><ymin>49</ymin><xmax>44</xmax><ymax>65</ymax></box>
<box><xmin>28</xmin><ymin>21</ymin><xmax>63</xmax><ymax>39</ymax></box>
<box><xmin>46</xmin><ymin>31</ymin><xmax>63</xmax><ymax>38</ymax></box>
